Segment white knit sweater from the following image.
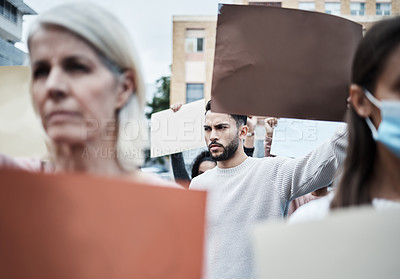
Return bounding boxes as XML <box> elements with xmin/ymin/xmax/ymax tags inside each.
<box><xmin>190</xmin><ymin>125</ymin><xmax>347</xmax><ymax>279</ymax></box>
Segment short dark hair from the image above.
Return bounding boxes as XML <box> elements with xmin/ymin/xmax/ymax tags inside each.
<box><xmin>205</xmin><ymin>100</ymin><xmax>247</xmax><ymax>126</ymax></box>
<box><xmin>191</xmin><ymin>150</ymin><xmax>216</xmax><ymax>178</ymax></box>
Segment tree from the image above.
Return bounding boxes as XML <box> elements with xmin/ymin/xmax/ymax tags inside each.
<box><xmin>143</xmin><ymin>76</ymin><xmax>171</xmax><ymax>165</ymax></box>
<box><xmin>146</xmin><ymin>76</ymin><xmax>170</xmax><ymax>119</ymax></box>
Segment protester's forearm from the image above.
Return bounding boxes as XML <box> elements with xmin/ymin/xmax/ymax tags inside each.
<box><xmin>170</xmin><ymin>152</ymin><xmax>190</xmax><ymax>181</ymax></box>
<box><xmin>264</xmin><ymin>136</ymin><xmax>273</xmax><ymax>157</ymax></box>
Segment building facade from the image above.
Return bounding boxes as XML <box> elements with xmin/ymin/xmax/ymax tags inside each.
<box><xmin>0</xmin><ymin>0</ymin><xmax>36</xmax><ymax>65</ymax></box>
<box><xmin>170</xmin><ymin>0</ymin><xmax>399</xmax><ymax>105</ymax></box>
<box><xmin>170</xmin><ymin>16</ymin><xmax>217</xmax><ymax>106</ymax></box>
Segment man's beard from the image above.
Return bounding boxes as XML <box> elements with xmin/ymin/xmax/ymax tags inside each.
<box><xmin>208</xmin><ymin>135</ymin><xmax>239</xmax><ymax>161</ymax></box>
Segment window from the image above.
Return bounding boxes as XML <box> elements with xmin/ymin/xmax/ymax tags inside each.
<box><xmin>186</xmin><ymin>83</ymin><xmax>204</xmax><ymax>103</ymax></box>
<box><xmin>350</xmin><ymin>2</ymin><xmax>365</xmax><ymax>15</ymax></box>
<box><xmin>299</xmin><ymin>2</ymin><xmax>315</xmax><ymax>11</ymax></box>
<box><xmin>4</xmin><ymin>0</ymin><xmax>10</xmax><ymax>18</ymax></box>
<box><xmin>185</xmin><ymin>37</ymin><xmax>204</xmax><ymax>53</ymax></box>
<box><xmin>0</xmin><ymin>0</ymin><xmax>18</xmax><ymax>23</ymax></box>
<box><xmin>185</xmin><ymin>29</ymin><xmax>205</xmax><ymax>53</ymax></box>
<box><xmin>325</xmin><ymin>2</ymin><xmax>341</xmax><ymax>15</ymax></box>
<box><xmin>376</xmin><ymin>3</ymin><xmax>391</xmax><ymax>15</ymax></box>
<box><xmin>10</xmin><ymin>5</ymin><xmax>16</xmax><ymax>22</ymax></box>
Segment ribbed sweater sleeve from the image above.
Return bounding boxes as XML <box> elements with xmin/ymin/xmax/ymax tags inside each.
<box><xmin>276</xmin><ymin>124</ymin><xmax>348</xmax><ymax>203</ymax></box>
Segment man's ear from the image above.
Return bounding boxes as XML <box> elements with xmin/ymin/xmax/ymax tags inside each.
<box><xmin>238</xmin><ymin>124</ymin><xmax>248</xmax><ymax>140</ymax></box>
<box><xmin>349</xmin><ymin>84</ymin><xmax>374</xmax><ymax>118</ymax></box>
<box><xmin>116</xmin><ymin>70</ymin><xmax>136</xmax><ymax>110</ymax></box>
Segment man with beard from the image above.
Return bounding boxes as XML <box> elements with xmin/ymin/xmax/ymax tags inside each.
<box><xmin>189</xmin><ymin>100</ymin><xmax>347</xmax><ymax>279</ymax></box>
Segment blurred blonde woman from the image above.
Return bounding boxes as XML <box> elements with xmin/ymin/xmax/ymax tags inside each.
<box><xmin>1</xmin><ymin>3</ymin><xmax>177</xmax><ymax>186</ymax></box>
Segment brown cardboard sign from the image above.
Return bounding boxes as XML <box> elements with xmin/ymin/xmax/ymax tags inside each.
<box><xmin>211</xmin><ymin>5</ymin><xmax>362</xmax><ymax>121</ymax></box>
<box><xmin>0</xmin><ymin>169</ymin><xmax>206</xmax><ymax>279</ymax></box>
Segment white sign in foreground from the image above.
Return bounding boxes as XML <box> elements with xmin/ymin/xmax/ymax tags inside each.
<box><xmin>150</xmin><ymin>99</ymin><xmax>206</xmax><ymax>157</ymax></box>
<box><xmin>271</xmin><ymin>118</ymin><xmax>345</xmax><ymax>158</ymax></box>
<box><xmin>252</xmin><ymin>207</ymin><xmax>400</xmax><ymax>279</ymax></box>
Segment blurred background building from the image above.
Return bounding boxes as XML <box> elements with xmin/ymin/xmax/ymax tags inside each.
<box><xmin>170</xmin><ymin>0</ymin><xmax>399</xmax><ymax>170</ymax></box>
<box><xmin>170</xmin><ymin>0</ymin><xmax>399</xmax><ymax>105</ymax></box>
<box><xmin>0</xmin><ymin>0</ymin><xmax>36</xmax><ymax>65</ymax></box>
<box><xmin>170</xmin><ymin>16</ymin><xmax>217</xmax><ymax>106</ymax></box>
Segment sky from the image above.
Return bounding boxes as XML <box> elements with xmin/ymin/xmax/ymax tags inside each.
<box><xmin>22</xmin><ymin>0</ymin><xmax>233</xmax><ymax>86</ymax></box>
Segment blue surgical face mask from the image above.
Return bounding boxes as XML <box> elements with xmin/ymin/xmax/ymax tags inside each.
<box><xmin>364</xmin><ymin>90</ymin><xmax>400</xmax><ymax>159</ymax></box>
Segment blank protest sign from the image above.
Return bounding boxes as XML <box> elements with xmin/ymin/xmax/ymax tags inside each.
<box><xmin>150</xmin><ymin>99</ymin><xmax>206</xmax><ymax>157</ymax></box>
<box><xmin>252</xmin><ymin>207</ymin><xmax>400</xmax><ymax>279</ymax></box>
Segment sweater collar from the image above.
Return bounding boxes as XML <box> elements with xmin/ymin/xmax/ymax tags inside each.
<box><xmin>215</xmin><ymin>157</ymin><xmax>255</xmax><ymax>176</ymax></box>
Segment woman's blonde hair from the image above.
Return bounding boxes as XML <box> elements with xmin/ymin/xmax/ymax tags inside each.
<box><xmin>28</xmin><ymin>2</ymin><xmax>146</xmax><ymax>170</ymax></box>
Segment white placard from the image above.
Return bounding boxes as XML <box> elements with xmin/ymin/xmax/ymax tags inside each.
<box><xmin>270</xmin><ymin>118</ymin><xmax>345</xmax><ymax>158</ymax></box>
<box><xmin>150</xmin><ymin>99</ymin><xmax>206</xmax><ymax>157</ymax></box>
<box><xmin>0</xmin><ymin>66</ymin><xmax>47</xmax><ymax>158</ymax></box>
<box><xmin>252</xmin><ymin>207</ymin><xmax>400</xmax><ymax>279</ymax></box>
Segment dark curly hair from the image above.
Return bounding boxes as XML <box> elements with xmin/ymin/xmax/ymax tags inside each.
<box><xmin>191</xmin><ymin>150</ymin><xmax>216</xmax><ymax>178</ymax></box>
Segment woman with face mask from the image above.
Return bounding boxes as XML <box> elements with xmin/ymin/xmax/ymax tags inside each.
<box><xmin>330</xmin><ymin>17</ymin><xmax>400</xmax><ymax>208</ymax></box>
<box><xmin>1</xmin><ymin>3</ymin><xmax>178</xmax><ymax>187</ymax></box>
<box><xmin>290</xmin><ymin>17</ymin><xmax>400</xmax><ymax>222</ymax></box>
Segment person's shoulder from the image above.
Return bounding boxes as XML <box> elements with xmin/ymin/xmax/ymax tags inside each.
<box><xmin>288</xmin><ymin>193</ymin><xmax>333</xmax><ymax>224</ymax></box>
<box><xmin>259</xmin><ymin>154</ymin><xmax>292</xmax><ymax>162</ymax></box>
<box><xmin>248</xmin><ymin>156</ymin><xmax>284</xmax><ymax>163</ymax></box>
<box><xmin>189</xmin><ymin>168</ymin><xmax>216</xmax><ymax>190</ymax></box>
<box><xmin>253</xmin><ymin>155</ymin><xmax>292</xmax><ymax>169</ymax></box>
<box><xmin>198</xmin><ymin>166</ymin><xmax>218</xmax><ymax>178</ymax></box>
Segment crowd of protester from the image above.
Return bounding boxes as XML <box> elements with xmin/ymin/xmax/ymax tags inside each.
<box><xmin>0</xmin><ymin>2</ymin><xmax>399</xmax><ymax>279</ymax></box>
